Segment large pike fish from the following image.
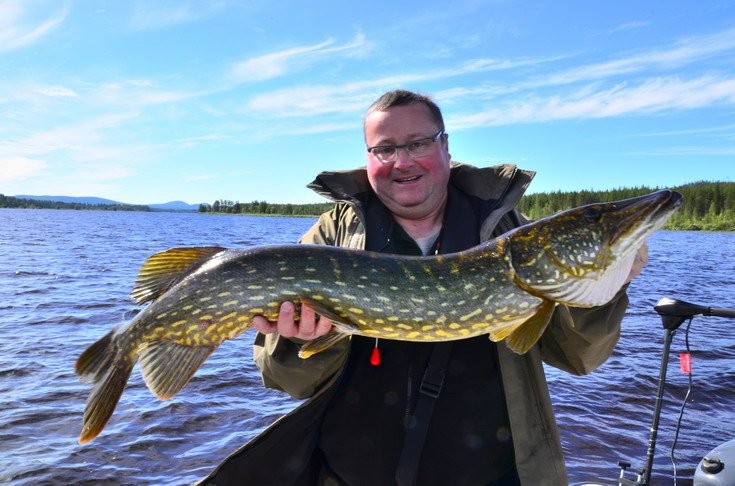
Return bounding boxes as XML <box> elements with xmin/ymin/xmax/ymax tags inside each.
<box><xmin>75</xmin><ymin>190</ymin><xmax>682</xmax><ymax>443</ymax></box>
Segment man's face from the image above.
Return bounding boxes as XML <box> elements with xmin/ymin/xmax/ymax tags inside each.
<box><xmin>364</xmin><ymin>103</ymin><xmax>451</xmax><ymax>220</ymax></box>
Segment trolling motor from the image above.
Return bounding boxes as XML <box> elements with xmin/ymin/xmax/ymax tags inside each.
<box><xmin>627</xmin><ymin>298</ymin><xmax>735</xmax><ymax>486</ymax></box>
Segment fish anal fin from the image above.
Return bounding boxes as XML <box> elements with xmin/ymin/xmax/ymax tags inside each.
<box><xmin>505</xmin><ymin>300</ymin><xmax>556</xmax><ymax>354</ymax></box>
<box><xmin>131</xmin><ymin>247</ymin><xmax>226</xmax><ymax>304</ymax></box>
<box><xmin>138</xmin><ymin>340</ymin><xmax>217</xmax><ymax>400</ymax></box>
<box><xmin>298</xmin><ymin>330</ymin><xmax>349</xmax><ymax>359</ymax></box>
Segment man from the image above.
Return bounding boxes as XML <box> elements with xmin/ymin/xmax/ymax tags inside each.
<box><xmin>202</xmin><ymin>90</ymin><xmax>646</xmax><ymax>485</ymax></box>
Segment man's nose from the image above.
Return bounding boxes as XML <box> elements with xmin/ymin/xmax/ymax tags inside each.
<box><xmin>392</xmin><ymin>147</ymin><xmax>415</xmax><ymax>169</ymax></box>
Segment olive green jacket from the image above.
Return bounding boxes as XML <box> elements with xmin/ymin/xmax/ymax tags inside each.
<box><xmin>203</xmin><ymin>163</ymin><xmax>629</xmax><ymax>485</ymax></box>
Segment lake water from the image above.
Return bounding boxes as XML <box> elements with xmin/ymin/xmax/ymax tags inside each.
<box><xmin>1</xmin><ymin>208</ymin><xmax>733</xmax><ymax>485</ymax></box>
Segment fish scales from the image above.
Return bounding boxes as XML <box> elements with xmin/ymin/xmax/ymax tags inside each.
<box><xmin>75</xmin><ymin>190</ymin><xmax>683</xmax><ymax>443</ymax></box>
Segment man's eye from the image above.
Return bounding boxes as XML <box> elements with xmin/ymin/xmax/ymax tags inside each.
<box><xmin>375</xmin><ymin>147</ymin><xmax>396</xmax><ymax>156</ymax></box>
<box><xmin>409</xmin><ymin>140</ymin><xmax>429</xmax><ymax>150</ymax></box>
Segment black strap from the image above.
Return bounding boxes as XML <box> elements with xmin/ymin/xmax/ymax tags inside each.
<box><xmin>395</xmin><ymin>342</ymin><xmax>454</xmax><ymax>486</ymax></box>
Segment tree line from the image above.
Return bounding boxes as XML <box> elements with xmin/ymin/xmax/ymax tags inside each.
<box><xmin>4</xmin><ymin>181</ymin><xmax>734</xmax><ymax>231</ymax></box>
<box><xmin>0</xmin><ymin>194</ymin><xmax>151</xmax><ymax>212</ymax></box>
<box><xmin>198</xmin><ymin>199</ymin><xmax>333</xmax><ymax>217</ymax></box>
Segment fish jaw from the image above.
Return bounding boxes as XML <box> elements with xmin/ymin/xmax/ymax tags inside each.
<box><xmin>509</xmin><ymin>190</ymin><xmax>682</xmax><ymax>307</ymax></box>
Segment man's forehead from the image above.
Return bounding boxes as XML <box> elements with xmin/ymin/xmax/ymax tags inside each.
<box><xmin>364</xmin><ymin>104</ymin><xmax>438</xmax><ymax>141</ymax></box>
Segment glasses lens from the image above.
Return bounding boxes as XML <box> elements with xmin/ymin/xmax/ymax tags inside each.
<box><xmin>406</xmin><ymin>139</ymin><xmax>433</xmax><ymax>158</ymax></box>
<box><xmin>373</xmin><ymin>146</ymin><xmax>397</xmax><ymax>161</ymax></box>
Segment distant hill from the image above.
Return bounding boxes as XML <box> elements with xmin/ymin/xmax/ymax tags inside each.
<box><xmin>14</xmin><ymin>195</ymin><xmax>126</xmax><ymax>205</ymax></box>
<box><xmin>147</xmin><ymin>200</ymin><xmax>200</xmax><ymax>211</ymax></box>
<box><xmin>13</xmin><ymin>195</ymin><xmax>200</xmax><ymax>211</ymax></box>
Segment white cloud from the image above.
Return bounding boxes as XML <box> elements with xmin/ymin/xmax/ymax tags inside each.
<box><xmin>243</xmin><ymin>55</ymin><xmax>557</xmax><ymax>117</ymax></box>
<box><xmin>0</xmin><ymin>1</ymin><xmax>67</xmax><ymax>52</ymax></box>
<box><xmin>0</xmin><ymin>156</ymin><xmax>47</xmax><ymax>181</ymax></box>
<box><xmin>447</xmin><ymin>75</ymin><xmax>735</xmax><ymax>129</ymax></box>
<box><xmin>37</xmin><ymin>86</ymin><xmax>79</xmax><ymax>97</ymax></box>
<box><xmin>229</xmin><ymin>33</ymin><xmax>367</xmax><ymax>83</ymax></box>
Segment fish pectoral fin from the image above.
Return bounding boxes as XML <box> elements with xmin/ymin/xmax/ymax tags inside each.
<box><xmin>300</xmin><ymin>297</ymin><xmax>359</xmax><ymax>330</ymax></box>
<box><xmin>131</xmin><ymin>247</ymin><xmax>227</xmax><ymax>304</ymax></box>
<box><xmin>505</xmin><ymin>300</ymin><xmax>556</xmax><ymax>354</ymax></box>
<box><xmin>138</xmin><ymin>340</ymin><xmax>217</xmax><ymax>400</ymax></box>
<box><xmin>298</xmin><ymin>330</ymin><xmax>349</xmax><ymax>359</ymax></box>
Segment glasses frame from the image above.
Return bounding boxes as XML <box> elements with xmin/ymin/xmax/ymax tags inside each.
<box><xmin>366</xmin><ymin>130</ymin><xmax>445</xmax><ymax>163</ymax></box>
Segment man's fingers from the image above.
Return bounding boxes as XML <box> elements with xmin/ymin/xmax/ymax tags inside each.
<box><xmin>276</xmin><ymin>301</ymin><xmax>299</xmax><ymax>337</ymax></box>
<box><xmin>299</xmin><ymin>304</ymin><xmax>317</xmax><ymax>337</ymax></box>
<box><xmin>314</xmin><ymin>316</ymin><xmax>334</xmax><ymax>337</ymax></box>
<box><xmin>252</xmin><ymin>315</ymin><xmax>276</xmax><ymax>334</ymax></box>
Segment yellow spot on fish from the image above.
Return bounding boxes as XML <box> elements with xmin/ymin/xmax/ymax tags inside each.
<box><xmin>171</xmin><ymin>320</ymin><xmax>187</xmax><ymax>328</ymax></box>
<box><xmin>436</xmin><ymin>330</ymin><xmax>451</xmax><ymax>337</ymax></box>
<box><xmin>473</xmin><ymin>323</ymin><xmax>490</xmax><ymax>329</ymax></box>
<box><xmin>348</xmin><ymin>308</ymin><xmax>364</xmax><ymax>314</ymax></box>
<box><xmin>449</xmin><ymin>323</ymin><xmax>462</xmax><ymax>330</ymax></box>
<box><xmin>222</xmin><ymin>300</ymin><xmax>238</xmax><ymax>307</ymax></box>
<box><xmin>459</xmin><ymin>329</ymin><xmax>471</xmax><ymax>336</ymax></box>
<box><xmin>397</xmin><ymin>324</ymin><xmax>412</xmax><ymax>330</ymax></box>
<box><xmin>407</xmin><ymin>332</ymin><xmax>421</xmax><ymax>339</ymax></box>
<box><xmin>218</xmin><ymin>291</ymin><xmax>231</xmax><ymax>297</ymax></box>
<box><xmin>182</xmin><ymin>305</ymin><xmax>193</xmax><ymax>311</ymax></box>
<box><xmin>364</xmin><ymin>329</ymin><xmax>380</xmax><ymax>335</ymax></box>
<box><xmin>422</xmin><ymin>325</ymin><xmax>435</xmax><ymax>331</ymax></box>
<box><xmin>248</xmin><ymin>296</ymin><xmax>265</xmax><ymax>301</ymax></box>
<box><xmin>388</xmin><ymin>316</ymin><xmax>399</xmax><ymax>322</ymax></box>
<box><xmin>199</xmin><ymin>296</ymin><xmax>212</xmax><ymax>302</ymax></box>
<box><xmin>220</xmin><ymin>312</ymin><xmax>237</xmax><ymax>322</ymax></box>
<box><xmin>375</xmin><ymin>319</ymin><xmax>385</xmax><ymax>324</ymax></box>
<box><xmin>460</xmin><ymin>309</ymin><xmax>483</xmax><ymax>322</ymax></box>
<box><xmin>383</xmin><ymin>327</ymin><xmax>394</xmax><ymax>332</ymax></box>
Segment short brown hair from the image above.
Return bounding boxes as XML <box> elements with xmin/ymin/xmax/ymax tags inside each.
<box><xmin>364</xmin><ymin>90</ymin><xmax>445</xmax><ymax>131</ymax></box>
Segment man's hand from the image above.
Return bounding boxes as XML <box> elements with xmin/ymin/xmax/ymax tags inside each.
<box><xmin>625</xmin><ymin>241</ymin><xmax>649</xmax><ymax>284</ymax></box>
<box><xmin>252</xmin><ymin>301</ymin><xmax>334</xmax><ymax>340</ymax></box>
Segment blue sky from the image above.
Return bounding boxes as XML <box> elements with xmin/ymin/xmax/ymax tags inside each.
<box><xmin>1</xmin><ymin>1</ymin><xmax>735</xmax><ymax>205</ymax></box>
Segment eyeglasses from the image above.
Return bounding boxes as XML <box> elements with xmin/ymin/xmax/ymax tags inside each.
<box><xmin>366</xmin><ymin>130</ymin><xmax>445</xmax><ymax>163</ymax></box>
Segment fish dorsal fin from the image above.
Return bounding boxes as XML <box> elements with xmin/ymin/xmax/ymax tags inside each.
<box><xmin>138</xmin><ymin>340</ymin><xmax>217</xmax><ymax>400</ymax></box>
<box><xmin>131</xmin><ymin>247</ymin><xmax>226</xmax><ymax>304</ymax></box>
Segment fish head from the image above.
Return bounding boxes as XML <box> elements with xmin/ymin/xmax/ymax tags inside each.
<box><xmin>509</xmin><ymin>190</ymin><xmax>683</xmax><ymax>307</ymax></box>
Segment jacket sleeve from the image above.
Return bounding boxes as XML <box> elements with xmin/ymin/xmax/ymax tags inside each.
<box><xmin>539</xmin><ymin>286</ymin><xmax>629</xmax><ymax>375</ymax></box>
<box><xmin>252</xmin><ymin>204</ymin><xmax>356</xmax><ymax>399</ymax></box>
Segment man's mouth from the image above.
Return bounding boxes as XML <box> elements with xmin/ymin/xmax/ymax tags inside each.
<box><xmin>394</xmin><ymin>175</ymin><xmax>421</xmax><ymax>184</ymax></box>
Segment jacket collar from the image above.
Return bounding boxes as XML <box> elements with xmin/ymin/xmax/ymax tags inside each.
<box><xmin>307</xmin><ymin>162</ymin><xmax>535</xmax><ymax>239</ymax></box>
<box><xmin>308</xmin><ymin>162</ymin><xmax>534</xmax><ymax>204</ymax></box>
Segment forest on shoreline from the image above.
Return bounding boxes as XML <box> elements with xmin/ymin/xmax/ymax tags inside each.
<box><xmin>3</xmin><ymin>181</ymin><xmax>734</xmax><ymax>231</ymax></box>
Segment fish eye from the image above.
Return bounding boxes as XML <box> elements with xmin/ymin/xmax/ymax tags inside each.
<box><xmin>583</xmin><ymin>207</ymin><xmax>602</xmax><ymax>221</ymax></box>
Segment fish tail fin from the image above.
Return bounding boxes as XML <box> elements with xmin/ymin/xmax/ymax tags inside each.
<box><xmin>505</xmin><ymin>300</ymin><xmax>556</xmax><ymax>354</ymax></box>
<box><xmin>76</xmin><ymin>328</ymin><xmax>116</xmax><ymax>382</ymax></box>
<box><xmin>78</xmin><ymin>359</ymin><xmax>133</xmax><ymax>444</ymax></box>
